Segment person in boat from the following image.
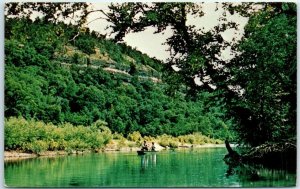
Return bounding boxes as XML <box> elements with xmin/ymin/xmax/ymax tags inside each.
<box><xmin>141</xmin><ymin>141</ymin><xmax>149</xmax><ymax>151</ymax></box>
<box><xmin>151</xmin><ymin>142</ymin><xmax>156</xmax><ymax>151</ymax></box>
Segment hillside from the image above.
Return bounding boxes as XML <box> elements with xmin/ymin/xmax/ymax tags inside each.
<box><xmin>5</xmin><ymin>18</ymin><xmax>234</xmax><ymax>140</ymax></box>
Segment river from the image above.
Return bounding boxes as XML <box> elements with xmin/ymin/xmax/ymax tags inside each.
<box><xmin>4</xmin><ymin>148</ymin><xmax>296</xmax><ymax>187</ymax></box>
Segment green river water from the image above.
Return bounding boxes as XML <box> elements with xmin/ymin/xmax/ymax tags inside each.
<box><xmin>4</xmin><ymin>148</ymin><xmax>296</xmax><ymax>187</ymax></box>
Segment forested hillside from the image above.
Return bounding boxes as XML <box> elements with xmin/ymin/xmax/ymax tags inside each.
<box><xmin>5</xmin><ymin>18</ymin><xmax>234</xmax><ymax>140</ymax></box>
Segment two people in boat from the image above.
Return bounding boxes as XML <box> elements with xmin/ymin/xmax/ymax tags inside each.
<box><xmin>141</xmin><ymin>141</ymin><xmax>156</xmax><ymax>151</ymax></box>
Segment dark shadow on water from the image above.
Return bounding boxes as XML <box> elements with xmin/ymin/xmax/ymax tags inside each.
<box><xmin>225</xmin><ymin>160</ymin><xmax>296</xmax><ymax>186</ymax></box>
<box><xmin>225</xmin><ymin>163</ymin><xmax>267</xmax><ymax>182</ymax></box>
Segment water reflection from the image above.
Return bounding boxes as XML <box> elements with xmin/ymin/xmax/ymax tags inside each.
<box><xmin>5</xmin><ymin>149</ymin><xmax>296</xmax><ymax>187</ymax></box>
<box><xmin>140</xmin><ymin>153</ymin><xmax>157</xmax><ymax>172</ymax></box>
<box><xmin>225</xmin><ymin>162</ymin><xmax>295</xmax><ymax>187</ymax></box>
<box><xmin>226</xmin><ymin>163</ymin><xmax>262</xmax><ymax>181</ymax></box>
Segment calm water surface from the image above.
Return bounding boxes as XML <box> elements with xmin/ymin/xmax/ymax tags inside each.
<box><xmin>4</xmin><ymin>148</ymin><xmax>296</xmax><ymax>187</ymax></box>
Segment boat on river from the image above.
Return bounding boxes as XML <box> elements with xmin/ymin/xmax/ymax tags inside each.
<box><xmin>137</xmin><ymin>150</ymin><xmax>158</xmax><ymax>155</ymax></box>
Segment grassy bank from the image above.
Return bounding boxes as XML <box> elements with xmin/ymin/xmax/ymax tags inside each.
<box><xmin>5</xmin><ymin>117</ymin><xmax>223</xmax><ymax>155</ymax></box>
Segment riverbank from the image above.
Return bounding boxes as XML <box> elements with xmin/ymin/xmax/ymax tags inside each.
<box><xmin>4</xmin><ymin>142</ymin><xmax>226</xmax><ymax>161</ymax></box>
<box><xmin>5</xmin><ymin>117</ymin><xmax>225</xmax><ymax>159</ymax></box>
<box><xmin>5</xmin><ymin>117</ymin><xmax>227</xmax><ymax>161</ymax></box>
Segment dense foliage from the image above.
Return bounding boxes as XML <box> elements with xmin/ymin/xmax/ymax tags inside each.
<box><xmin>104</xmin><ymin>2</ymin><xmax>297</xmax><ymax>147</ymax></box>
<box><xmin>228</xmin><ymin>3</ymin><xmax>296</xmax><ymax>146</ymax></box>
<box><xmin>5</xmin><ymin>117</ymin><xmax>112</xmax><ymax>153</ymax></box>
<box><xmin>5</xmin><ymin>117</ymin><xmax>223</xmax><ymax>153</ymax></box>
<box><xmin>5</xmin><ymin>18</ymin><xmax>235</xmax><ymax>144</ymax></box>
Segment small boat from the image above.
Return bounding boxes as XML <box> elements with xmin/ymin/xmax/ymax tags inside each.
<box><xmin>137</xmin><ymin>150</ymin><xmax>158</xmax><ymax>155</ymax></box>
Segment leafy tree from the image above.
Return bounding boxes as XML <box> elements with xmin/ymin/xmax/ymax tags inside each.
<box><xmin>74</xmin><ymin>36</ymin><xmax>96</xmax><ymax>55</ymax></box>
<box><xmin>104</xmin><ymin>3</ymin><xmax>237</xmax><ymax>94</ymax></box>
<box><xmin>128</xmin><ymin>62</ymin><xmax>137</xmax><ymax>75</ymax></box>
<box><xmin>5</xmin><ymin>2</ymin><xmax>89</xmax><ymax>25</ymax></box>
<box><xmin>72</xmin><ymin>53</ymin><xmax>80</xmax><ymax>64</ymax></box>
<box><xmin>104</xmin><ymin>2</ymin><xmax>296</xmax><ymax>146</ymax></box>
<box><xmin>228</xmin><ymin>3</ymin><xmax>296</xmax><ymax>146</ymax></box>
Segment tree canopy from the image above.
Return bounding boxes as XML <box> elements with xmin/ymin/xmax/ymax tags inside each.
<box><xmin>5</xmin><ymin>2</ymin><xmax>89</xmax><ymax>25</ymax></box>
<box><xmin>103</xmin><ymin>2</ymin><xmax>297</xmax><ymax>146</ymax></box>
<box><xmin>105</xmin><ymin>3</ymin><xmax>237</xmax><ymax>95</ymax></box>
<box><xmin>228</xmin><ymin>3</ymin><xmax>296</xmax><ymax>146</ymax></box>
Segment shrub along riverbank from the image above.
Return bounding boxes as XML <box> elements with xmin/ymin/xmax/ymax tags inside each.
<box><xmin>5</xmin><ymin>117</ymin><xmax>223</xmax><ymax>156</ymax></box>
